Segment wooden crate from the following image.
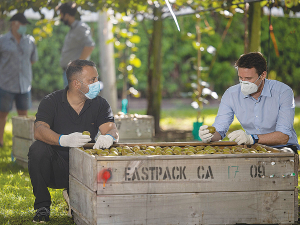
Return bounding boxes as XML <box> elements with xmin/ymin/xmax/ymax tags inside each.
<box><xmin>114</xmin><ymin>115</ymin><xmax>154</xmax><ymax>143</ymax></box>
<box><xmin>10</xmin><ymin>114</ymin><xmax>154</xmax><ymax>168</ymax></box>
<box><xmin>11</xmin><ymin>116</ymin><xmax>35</xmax><ymax>168</ymax></box>
<box><xmin>69</xmin><ymin>142</ymin><xmax>298</xmax><ymax>225</ymax></box>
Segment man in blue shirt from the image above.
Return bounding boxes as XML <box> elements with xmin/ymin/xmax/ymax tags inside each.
<box><xmin>0</xmin><ymin>13</ymin><xmax>38</xmax><ymax>147</ymax></box>
<box><xmin>199</xmin><ymin>52</ymin><xmax>299</xmax><ymax>153</ymax></box>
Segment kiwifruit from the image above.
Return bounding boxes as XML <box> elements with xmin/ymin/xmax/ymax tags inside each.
<box><xmin>82</xmin><ymin>131</ymin><xmax>90</xmax><ymax>136</ymax></box>
<box><xmin>207</xmin><ymin>126</ymin><xmax>216</xmax><ymax>134</ymax></box>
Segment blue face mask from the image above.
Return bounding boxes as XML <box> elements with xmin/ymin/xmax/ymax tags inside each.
<box><xmin>78</xmin><ymin>80</ymin><xmax>101</xmax><ymax>99</ymax></box>
<box><xmin>17</xmin><ymin>25</ymin><xmax>27</xmax><ymax>35</ymax></box>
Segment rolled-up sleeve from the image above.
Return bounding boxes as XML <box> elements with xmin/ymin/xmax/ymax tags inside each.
<box><xmin>213</xmin><ymin>89</ymin><xmax>234</xmax><ymax>139</ymax></box>
<box><xmin>275</xmin><ymin>88</ymin><xmax>295</xmax><ymax>138</ymax></box>
<box><xmin>35</xmin><ymin>95</ymin><xmax>55</xmax><ymax>128</ymax></box>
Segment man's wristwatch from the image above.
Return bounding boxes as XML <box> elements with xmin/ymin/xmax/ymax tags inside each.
<box><xmin>251</xmin><ymin>134</ymin><xmax>259</xmax><ymax>144</ymax></box>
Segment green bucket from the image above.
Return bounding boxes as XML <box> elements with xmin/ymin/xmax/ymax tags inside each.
<box><xmin>192</xmin><ymin>122</ymin><xmax>203</xmax><ymax>141</ymax></box>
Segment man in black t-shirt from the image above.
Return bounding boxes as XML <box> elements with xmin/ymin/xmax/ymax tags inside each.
<box><xmin>28</xmin><ymin>59</ymin><xmax>119</xmax><ymax>223</ymax></box>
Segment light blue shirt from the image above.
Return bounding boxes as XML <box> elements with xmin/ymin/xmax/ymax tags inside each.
<box><xmin>213</xmin><ymin>79</ymin><xmax>299</xmax><ymax>149</ymax></box>
<box><xmin>0</xmin><ymin>31</ymin><xmax>38</xmax><ymax>93</ymax></box>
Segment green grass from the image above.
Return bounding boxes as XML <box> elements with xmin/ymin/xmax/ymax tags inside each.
<box><xmin>1</xmin><ymin>107</ymin><xmax>300</xmax><ymax>224</ymax></box>
<box><xmin>0</xmin><ymin>110</ymin><xmax>75</xmax><ymax>224</ymax></box>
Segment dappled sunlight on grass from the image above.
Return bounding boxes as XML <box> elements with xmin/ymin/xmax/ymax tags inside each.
<box><xmin>4</xmin><ymin>121</ymin><xmax>12</xmax><ymax>133</ymax></box>
<box><xmin>0</xmin><ymin>118</ymin><xmax>75</xmax><ymax>225</ymax></box>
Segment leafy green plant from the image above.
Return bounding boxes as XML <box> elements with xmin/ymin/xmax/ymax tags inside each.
<box><xmin>180</xmin><ymin>13</ymin><xmax>218</xmax><ymax>122</ymax></box>
<box><xmin>109</xmin><ymin>12</ymin><xmax>142</xmax><ymax>102</ymax></box>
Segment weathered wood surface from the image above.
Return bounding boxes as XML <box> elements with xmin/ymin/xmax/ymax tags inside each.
<box><xmin>15</xmin><ymin>158</ymin><xmax>28</xmax><ymax>169</ymax></box>
<box><xmin>12</xmin><ymin>136</ymin><xmax>33</xmax><ymax>165</ymax></box>
<box><xmin>70</xmin><ymin>148</ymin><xmax>98</xmax><ymax>191</ymax></box>
<box><xmin>70</xmin><ymin>174</ymin><xmax>296</xmax><ymax>225</ymax></box>
<box><xmin>114</xmin><ymin>115</ymin><xmax>154</xmax><ymax>141</ymax></box>
<box><xmin>95</xmin><ymin>191</ymin><xmax>296</xmax><ymax>225</ymax></box>
<box><xmin>70</xmin><ymin>144</ymin><xmax>298</xmax><ymax>225</ymax></box>
<box><xmin>70</xmin><ymin>175</ymin><xmax>97</xmax><ymax>225</ymax></box>
<box><xmin>12</xmin><ymin>116</ymin><xmax>35</xmax><ymax>140</ymax></box>
<box><xmin>70</xmin><ymin>148</ymin><xmax>297</xmax><ymax>195</ymax></box>
<box><xmin>95</xmin><ymin>155</ymin><xmax>296</xmax><ymax>194</ymax></box>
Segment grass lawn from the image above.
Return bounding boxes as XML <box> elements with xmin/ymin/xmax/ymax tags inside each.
<box><xmin>1</xmin><ymin>107</ymin><xmax>300</xmax><ymax>224</ymax></box>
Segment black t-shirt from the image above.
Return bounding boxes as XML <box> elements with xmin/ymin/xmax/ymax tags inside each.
<box><xmin>35</xmin><ymin>87</ymin><xmax>115</xmax><ymax>155</ymax></box>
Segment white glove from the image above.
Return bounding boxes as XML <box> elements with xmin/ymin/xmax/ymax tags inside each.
<box><xmin>59</xmin><ymin>132</ymin><xmax>91</xmax><ymax>147</ymax></box>
<box><xmin>93</xmin><ymin>135</ymin><xmax>114</xmax><ymax>149</ymax></box>
<box><xmin>227</xmin><ymin>130</ymin><xmax>254</xmax><ymax>145</ymax></box>
<box><xmin>199</xmin><ymin>125</ymin><xmax>213</xmax><ymax>143</ymax></box>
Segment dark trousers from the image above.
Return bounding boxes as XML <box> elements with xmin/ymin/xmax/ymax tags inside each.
<box><xmin>28</xmin><ymin>140</ymin><xmax>69</xmax><ymax>209</ymax></box>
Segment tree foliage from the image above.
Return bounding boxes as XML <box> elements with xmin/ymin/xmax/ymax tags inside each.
<box><xmin>1</xmin><ymin>0</ymin><xmax>300</xmax><ymax>132</ymax></box>
<box><xmin>1</xmin><ymin>10</ymin><xmax>299</xmax><ymax>98</ymax></box>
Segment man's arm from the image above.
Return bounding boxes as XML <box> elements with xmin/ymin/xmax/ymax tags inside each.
<box><xmin>99</xmin><ymin>122</ymin><xmax>119</xmax><ymax>142</ymax></box>
<box><xmin>265</xmin><ymin>88</ymin><xmax>295</xmax><ymax>146</ymax></box>
<box><xmin>211</xmin><ymin>131</ymin><xmax>222</xmax><ymax>142</ymax></box>
<box><xmin>79</xmin><ymin>46</ymin><xmax>94</xmax><ymax>60</ymax></box>
<box><xmin>34</xmin><ymin>121</ymin><xmax>60</xmax><ymax>145</ymax></box>
<box><xmin>257</xmin><ymin>132</ymin><xmax>289</xmax><ymax>146</ymax></box>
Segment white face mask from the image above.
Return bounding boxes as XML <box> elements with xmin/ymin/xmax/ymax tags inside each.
<box><xmin>239</xmin><ymin>75</ymin><xmax>262</xmax><ymax>96</ymax></box>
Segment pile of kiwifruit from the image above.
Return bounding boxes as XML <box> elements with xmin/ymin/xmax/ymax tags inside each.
<box><xmin>79</xmin><ymin>130</ymin><xmax>271</xmax><ymax>156</ymax></box>
<box><xmin>78</xmin><ymin>145</ymin><xmax>271</xmax><ymax>156</ymax></box>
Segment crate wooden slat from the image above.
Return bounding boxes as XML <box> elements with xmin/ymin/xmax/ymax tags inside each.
<box><xmin>69</xmin><ymin>142</ymin><xmax>298</xmax><ymax>225</ymax></box>
<box><xmin>114</xmin><ymin>115</ymin><xmax>154</xmax><ymax>142</ymax></box>
<box><xmin>10</xmin><ymin>115</ymin><xmax>154</xmax><ymax>168</ymax></box>
<box><xmin>70</xmin><ymin>152</ymin><xmax>296</xmax><ymax>195</ymax></box>
<box><xmin>12</xmin><ymin>116</ymin><xmax>35</xmax><ymax>140</ymax></box>
<box><xmin>70</xmin><ymin>176</ymin><xmax>296</xmax><ymax>225</ymax></box>
<box><xmin>11</xmin><ymin>116</ymin><xmax>35</xmax><ymax>168</ymax></box>
<box><xmin>70</xmin><ymin>176</ymin><xmax>97</xmax><ymax>225</ymax></box>
<box><xmin>12</xmin><ymin>136</ymin><xmax>33</xmax><ymax>168</ymax></box>
<box><xmin>69</xmin><ymin>146</ymin><xmax>98</xmax><ymax>191</ymax></box>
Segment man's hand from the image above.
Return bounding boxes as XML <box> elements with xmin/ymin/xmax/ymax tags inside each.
<box><xmin>199</xmin><ymin>125</ymin><xmax>213</xmax><ymax>143</ymax></box>
<box><xmin>93</xmin><ymin>135</ymin><xmax>114</xmax><ymax>149</ymax></box>
<box><xmin>59</xmin><ymin>132</ymin><xmax>91</xmax><ymax>147</ymax></box>
<box><xmin>227</xmin><ymin>130</ymin><xmax>254</xmax><ymax>145</ymax></box>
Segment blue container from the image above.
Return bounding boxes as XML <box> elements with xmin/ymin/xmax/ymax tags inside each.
<box><xmin>192</xmin><ymin>122</ymin><xmax>203</xmax><ymax>141</ymax></box>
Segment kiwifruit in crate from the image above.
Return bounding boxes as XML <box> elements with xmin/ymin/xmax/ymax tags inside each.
<box><xmin>79</xmin><ymin>144</ymin><xmax>271</xmax><ymax>156</ymax></box>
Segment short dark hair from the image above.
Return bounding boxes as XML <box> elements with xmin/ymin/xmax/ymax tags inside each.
<box><xmin>57</xmin><ymin>2</ymin><xmax>77</xmax><ymax>16</ymax></box>
<box><xmin>66</xmin><ymin>59</ymin><xmax>96</xmax><ymax>83</ymax></box>
<box><xmin>235</xmin><ymin>52</ymin><xmax>267</xmax><ymax>76</ymax></box>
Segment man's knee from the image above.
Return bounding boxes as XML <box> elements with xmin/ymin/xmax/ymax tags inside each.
<box><xmin>28</xmin><ymin>140</ymin><xmax>51</xmax><ymax>161</ymax></box>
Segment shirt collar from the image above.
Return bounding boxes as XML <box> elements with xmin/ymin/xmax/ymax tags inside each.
<box><xmin>70</xmin><ymin>20</ymin><xmax>79</xmax><ymax>29</ymax></box>
<box><xmin>8</xmin><ymin>30</ymin><xmax>24</xmax><ymax>41</ymax></box>
<box><xmin>260</xmin><ymin>79</ymin><xmax>271</xmax><ymax>97</ymax></box>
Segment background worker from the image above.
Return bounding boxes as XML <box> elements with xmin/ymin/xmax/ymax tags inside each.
<box><xmin>28</xmin><ymin>59</ymin><xmax>118</xmax><ymax>222</ymax></box>
<box><xmin>0</xmin><ymin>12</ymin><xmax>38</xmax><ymax>148</ymax></box>
<box><xmin>56</xmin><ymin>2</ymin><xmax>95</xmax><ymax>87</ymax></box>
<box><xmin>199</xmin><ymin>52</ymin><xmax>299</xmax><ymax>153</ymax></box>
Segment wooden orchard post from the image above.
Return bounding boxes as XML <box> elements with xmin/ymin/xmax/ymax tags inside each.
<box><xmin>98</xmin><ymin>11</ymin><xmax>118</xmax><ymax>114</ymax></box>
